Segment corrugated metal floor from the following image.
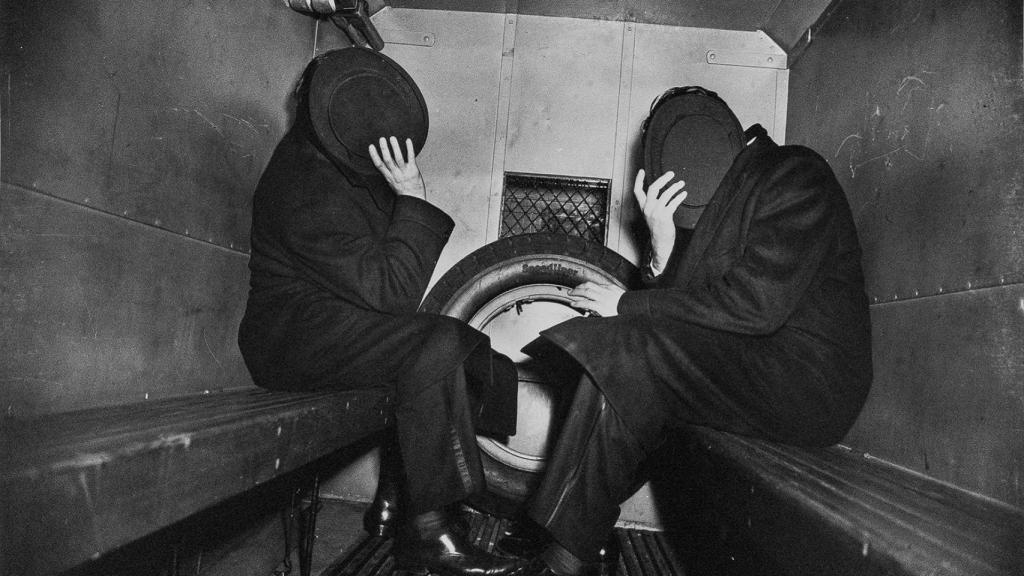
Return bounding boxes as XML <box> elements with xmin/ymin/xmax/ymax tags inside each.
<box><xmin>319</xmin><ymin>510</ymin><xmax>685</xmax><ymax>576</ymax></box>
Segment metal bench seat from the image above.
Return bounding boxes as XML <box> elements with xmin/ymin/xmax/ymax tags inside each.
<box><xmin>2</xmin><ymin>388</ymin><xmax>392</xmax><ymax>575</ymax></box>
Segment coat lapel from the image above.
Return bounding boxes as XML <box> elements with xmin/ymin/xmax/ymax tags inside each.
<box><xmin>677</xmin><ymin>125</ymin><xmax>772</xmax><ymax>287</ymax></box>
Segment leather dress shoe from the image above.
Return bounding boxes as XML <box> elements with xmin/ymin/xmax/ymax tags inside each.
<box><xmin>593</xmin><ymin>536</ymin><xmax>619</xmax><ymax>576</ymax></box>
<box><xmin>518</xmin><ymin>552</ymin><xmax>618</xmax><ymax>576</ymax></box>
<box><xmin>497</xmin><ymin>519</ymin><xmax>618</xmax><ymax>576</ymax></box>
<box><xmin>517</xmin><ymin>557</ymin><xmax>560</xmax><ymax>576</ymax></box>
<box><xmin>365</xmin><ymin>436</ymin><xmax>404</xmax><ymax>537</ymax></box>
<box><xmin>363</xmin><ymin>481</ymin><xmax>400</xmax><ymax>537</ymax></box>
<box><xmin>393</xmin><ymin>527</ymin><xmax>526</xmax><ymax>576</ymax></box>
<box><xmin>495</xmin><ymin>516</ymin><xmax>550</xmax><ymax>558</ymax></box>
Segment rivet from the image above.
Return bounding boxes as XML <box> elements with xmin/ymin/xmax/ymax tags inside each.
<box><xmin>767</xmin><ymin>56</ymin><xmax>774</xmax><ymax>63</ymax></box>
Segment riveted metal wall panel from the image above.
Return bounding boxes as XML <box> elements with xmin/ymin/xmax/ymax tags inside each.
<box><xmin>629</xmin><ymin>0</ymin><xmax>780</xmax><ymax>31</ymax></box>
<box><xmin>787</xmin><ymin>0</ymin><xmax>1024</xmax><ymax>506</ymax></box>
<box><xmin>787</xmin><ymin>0</ymin><xmax>1024</xmax><ymax>304</ymax></box>
<box><xmin>1</xmin><ymin>0</ymin><xmax>315</xmax><ymax>253</ymax></box>
<box><xmin>845</xmin><ymin>287</ymin><xmax>1024</xmax><ymax>507</ymax></box>
<box><xmin>0</xmin><ymin>183</ymin><xmax>252</xmax><ymax>417</ymax></box>
<box><xmin>387</xmin><ymin>0</ymin><xmax>791</xmax><ymax>32</ymax></box>
<box><xmin>504</xmin><ymin>15</ymin><xmax>624</xmax><ymax>181</ymax></box>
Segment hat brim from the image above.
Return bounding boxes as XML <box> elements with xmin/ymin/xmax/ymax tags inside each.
<box><xmin>309</xmin><ymin>47</ymin><xmax>429</xmax><ymax>176</ymax></box>
<box><xmin>643</xmin><ymin>90</ymin><xmax>743</xmax><ymax>228</ymax></box>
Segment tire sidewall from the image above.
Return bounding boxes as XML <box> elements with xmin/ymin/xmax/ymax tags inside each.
<box><xmin>420</xmin><ymin>234</ymin><xmax>638</xmax><ymax>501</ymax></box>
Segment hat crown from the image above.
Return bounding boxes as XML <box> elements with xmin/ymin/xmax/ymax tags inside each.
<box><xmin>307</xmin><ymin>48</ymin><xmax>429</xmax><ymax>176</ymax></box>
<box><xmin>642</xmin><ymin>86</ymin><xmax>744</xmax><ymax>229</ymax></box>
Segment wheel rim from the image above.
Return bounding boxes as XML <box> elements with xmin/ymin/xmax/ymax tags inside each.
<box><xmin>466</xmin><ymin>283</ymin><xmax>585</xmax><ymax>473</ymax></box>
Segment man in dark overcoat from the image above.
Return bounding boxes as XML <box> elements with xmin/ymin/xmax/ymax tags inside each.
<box><xmin>506</xmin><ymin>87</ymin><xmax>873</xmax><ymax>576</ymax></box>
<box><xmin>238</xmin><ymin>48</ymin><xmax>521</xmax><ymax>576</ymax></box>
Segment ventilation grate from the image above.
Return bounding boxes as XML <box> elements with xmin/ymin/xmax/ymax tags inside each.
<box><xmin>500</xmin><ymin>173</ymin><xmax>610</xmax><ymax>244</ymax></box>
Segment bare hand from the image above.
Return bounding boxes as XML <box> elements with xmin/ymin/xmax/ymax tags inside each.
<box><xmin>567</xmin><ymin>281</ymin><xmax>625</xmax><ymax>317</ymax></box>
<box><xmin>633</xmin><ymin>169</ymin><xmax>687</xmax><ymax>271</ymax></box>
<box><xmin>369</xmin><ymin>136</ymin><xmax>427</xmax><ymax>199</ymax></box>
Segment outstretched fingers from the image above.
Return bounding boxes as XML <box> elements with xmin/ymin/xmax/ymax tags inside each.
<box><xmin>377</xmin><ymin>137</ymin><xmax>397</xmax><ymax>170</ymax></box>
<box><xmin>368</xmin><ymin>143</ymin><xmax>385</xmax><ymax>172</ymax></box>
<box><xmin>404</xmin><ymin>138</ymin><xmax>417</xmax><ymax>168</ymax></box>
<box><xmin>659</xmin><ymin>180</ymin><xmax>686</xmax><ymax>205</ymax></box>
<box><xmin>650</xmin><ymin>171</ymin><xmax>676</xmax><ymax>199</ymax></box>
<box><xmin>388</xmin><ymin>136</ymin><xmax>406</xmax><ymax>167</ymax></box>
<box><xmin>633</xmin><ymin>169</ymin><xmax>647</xmax><ymax>210</ymax></box>
<box><xmin>665</xmin><ymin>182</ymin><xmax>689</xmax><ymax>212</ymax></box>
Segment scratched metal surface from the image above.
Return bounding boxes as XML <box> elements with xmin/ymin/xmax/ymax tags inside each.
<box><xmin>1</xmin><ymin>0</ymin><xmax>314</xmax><ymax>253</ymax></box>
<box><xmin>846</xmin><ymin>287</ymin><xmax>1024</xmax><ymax>508</ymax></box>
<box><xmin>0</xmin><ymin>183</ymin><xmax>252</xmax><ymax>416</ymax></box>
<box><xmin>787</xmin><ymin>0</ymin><xmax>1024</xmax><ymax>303</ymax></box>
<box><xmin>787</xmin><ymin>0</ymin><xmax>1024</xmax><ymax>507</ymax></box>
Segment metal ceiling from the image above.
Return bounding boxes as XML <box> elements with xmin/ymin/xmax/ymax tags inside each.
<box><xmin>379</xmin><ymin>0</ymin><xmax>836</xmax><ymax>51</ymax></box>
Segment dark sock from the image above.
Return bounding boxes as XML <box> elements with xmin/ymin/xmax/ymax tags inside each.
<box><xmin>408</xmin><ymin>509</ymin><xmax>449</xmax><ymax>540</ymax></box>
<box><xmin>541</xmin><ymin>542</ymin><xmax>585</xmax><ymax>576</ymax></box>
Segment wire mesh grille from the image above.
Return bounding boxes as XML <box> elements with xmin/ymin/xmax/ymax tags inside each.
<box><xmin>500</xmin><ymin>172</ymin><xmax>610</xmax><ymax>244</ymax></box>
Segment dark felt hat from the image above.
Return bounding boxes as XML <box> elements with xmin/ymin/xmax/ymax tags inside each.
<box><xmin>642</xmin><ymin>86</ymin><xmax>744</xmax><ymax>229</ymax></box>
<box><xmin>307</xmin><ymin>47</ymin><xmax>428</xmax><ymax>176</ymax></box>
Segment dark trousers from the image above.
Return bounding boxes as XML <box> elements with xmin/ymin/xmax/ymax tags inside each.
<box><xmin>525</xmin><ymin>318</ymin><xmax>869</xmax><ymax>562</ymax></box>
<box><xmin>527</xmin><ymin>376</ymin><xmax>649</xmax><ymax>562</ymax></box>
<box><xmin>393</xmin><ymin>364</ymin><xmax>486</xmax><ymax>515</ymax></box>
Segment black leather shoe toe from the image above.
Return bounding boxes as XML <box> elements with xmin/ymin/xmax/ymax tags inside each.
<box><xmin>394</xmin><ymin>528</ymin><xmax>526</xmax><ymax>576</ymax></box>
<box><xmin>518</xmin><ymin>557</ymin><xmax>558</xmax><ymax>576</ymax></box>
<box><xmin>507</xmin><ymin>536</ymin><xmax>619</xmax><ymax>576</ymax></box>
<box><xmin>594</xmin><ymin>536</ymin><xmax>620</xmax><ymax>576</ymax></box>
<box><xmin>365</xmin><ymin>436</ymin><xmax>404</xmax><ymax>538</ymax></box>
<box><xmin>363</xmin><ymin>494</ymin><xmax>400</xmax><ymax>538</ymax></box>
<box><xmin>495</xmin><ymin>516</ymin><xmax>550</xmax><ymax>558</ymax></box>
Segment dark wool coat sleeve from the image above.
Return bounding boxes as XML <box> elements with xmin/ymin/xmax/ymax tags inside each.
<box><xmin>618</xmin><ymin>152</ymin><xmax>836</xmax><ymax>335</ymax></box>
<box><xmin>278</xmin><ymin>191</ymin><xmax>455</xmax><ymax>315</ymax></box>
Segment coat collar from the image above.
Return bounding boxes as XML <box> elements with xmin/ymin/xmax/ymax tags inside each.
<box><xmin>676</xmin><ymin>124</ymin><xmax>774</xmax><ymax>284</ymax></box>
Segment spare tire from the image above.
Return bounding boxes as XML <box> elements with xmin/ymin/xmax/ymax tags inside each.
<box><xmin>420</xmin><ymin>233</ymin><xmax>639</xmax><ymax>501</ymax></box>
